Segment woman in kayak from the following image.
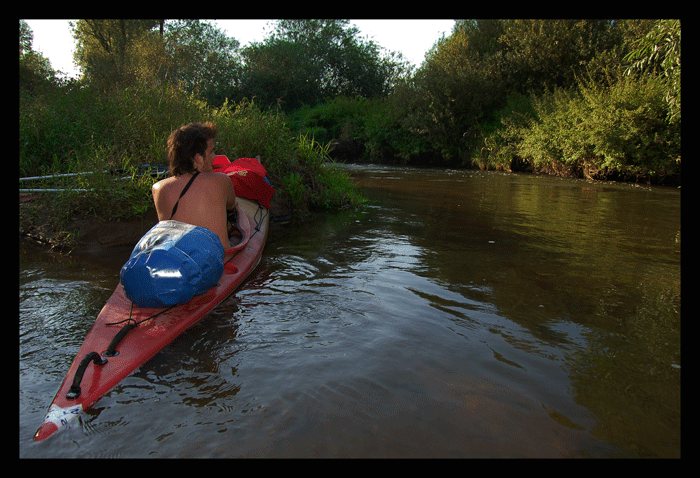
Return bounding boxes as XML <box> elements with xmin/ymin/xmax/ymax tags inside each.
<box><xmin>152</xmin><ymin>122</ymin><xmax>237</xmax><ymax>249</ymax></box>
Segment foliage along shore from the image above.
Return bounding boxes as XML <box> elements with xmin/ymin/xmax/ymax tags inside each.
<box><xmin>18</xmin><ymin>91</ymin><xmax>364</xmax><ymax>251</ymax></box>
<box><xmin>292</xmin><ymin>20</ymin><xmax>680</xmax><ymax>187</ymax></box>
<box><xmin>20</xmin><ymin>19</ymin><xmax>680</xmax><ymax>250</ymax></box>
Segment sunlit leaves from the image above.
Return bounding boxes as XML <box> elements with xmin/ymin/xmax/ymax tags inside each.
<box><xmin>624</xmin><ymin>19</ymin><xmax>680</xmax><ymax>124</ymax></box>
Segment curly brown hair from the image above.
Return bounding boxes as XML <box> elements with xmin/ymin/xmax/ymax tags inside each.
<box><xmin>167</xmin><ymin>122</ymin><xmax>218</xmax><ymax>176</ymax></box>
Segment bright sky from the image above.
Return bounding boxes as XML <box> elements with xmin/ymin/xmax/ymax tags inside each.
<box><xmin>23</xmin><ymin>19</ymin><xmax>455</xmax><ymax>79</ymax></box>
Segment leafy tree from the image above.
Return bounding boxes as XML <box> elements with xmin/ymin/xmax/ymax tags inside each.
<box><xmin>71</xmin><ymin>20</ymin><xmax>242</xmax><ymax>106</ymax></box>
<box><xmin>241</xmin><ymin>37</ymin><xmax>318</xmax><ymax>110</ymax></box>
<box><xmin>19</xmin><ymin>20</ymin><xmax>33</xmax><ymax>55</ymax></box>
<box><xmin>20</xmin><ymin>20</ymin><xmax>59</xmax><ymax>91</ymax></box>
<box><xmin>163</xmin><ymin>20</ymin><xmax>242</xmax><ymax>106</ymax></box>
<box><xmin>71</xmin><ymin>19</ymin><xmax>162</xmax><ymax>87</ymax></box>
<box><xmin>398</xmin><ymin>19</ymin><xmax>656</xmax><ymax>165</ymax></box>
<box><xmin>238</xmin><ymin>19</ymin><xmax>406</xmax><ymax>111</ymax></box>
<box><xmin>625</xmin><ymin>19</ymin><xmax>680</xmax><ymax>124</ymax></box>
<box><xmin>498</xmin><ymin>19</ymin><xmax>620</xmax><ymax>93</ymax></box>
<box><xmin>399</xmin><ymin>20</ymin><xmax>507</xmax><ymax>163</ymax></box>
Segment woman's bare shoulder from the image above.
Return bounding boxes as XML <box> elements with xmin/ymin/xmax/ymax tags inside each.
<box><xmin>152</xmin><ymin>175</ymin><xmax>177</xmax><ymax>192</ymax></box>
<box><xmin>202</xmin><ymin>172</ymin><xmax>234</xmax><ymax>190</ymax></box>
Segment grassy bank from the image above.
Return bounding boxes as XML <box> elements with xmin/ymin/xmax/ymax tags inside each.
<box><xmin>20</xmin><ymin>82</ymin><xmax>364</xmax><ymax>250</ymax></box>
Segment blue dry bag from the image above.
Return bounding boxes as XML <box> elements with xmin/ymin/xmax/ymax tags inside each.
<box><xmin>120</xmin><ymin>220</ymin><xmax>224</xmax><ymax>307</ymax></box>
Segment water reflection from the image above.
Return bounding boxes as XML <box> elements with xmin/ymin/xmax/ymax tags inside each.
<box><xmin>352</xmin><ymin>166</ymin><xmax>680</xmax><ymax>457</ymax></box>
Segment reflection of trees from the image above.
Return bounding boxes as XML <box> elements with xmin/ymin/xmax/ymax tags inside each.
<box><xmin>351</xmin><ymin>167</ymin><xmax>680</xmax><ymax>457</ymax></box>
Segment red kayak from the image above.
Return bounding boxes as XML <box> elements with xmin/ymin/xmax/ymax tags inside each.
<box><xmin>33</xmin><ymin>196</ymin><xmax>270</xmax><ymax>442</ymax></box>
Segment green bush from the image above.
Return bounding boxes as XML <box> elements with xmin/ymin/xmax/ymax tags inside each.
<box><xmin>281</xmin><ymin>171</ymin><xmax>305</xmax><ymax>209</ymax></box>
<box><xmin>285</xmin><ymin>94</ymin><xmax>428</xmax><ymax>163</ymax></box>
<box><xmin>278</xmin><ymin>133</ymin><xmax>364</xmax><ymax>213</ymax></box>
<box><xmin>20</xmin><ymin>82</ymin><xmax>204</xmax><ymax>176</ymax></box>
<box><xmin>504</xmin><ymin>74</ymin><xmax>680</xmax><ymax>182</ymax></box>
<box><xmin>577</xmin><ymin>74</ymin><xmax>680</xmax><ymax>179</ymax></box>
<box><xmin>20</xmin><ymin>81</ymin><xmax>363</xmax><ymax>233</ymax></box>
<box><xmin>286</xmin><ymin>97</ymin><xmax>361</xmax><ymax>143</ymax></box>
<box><xmin>470</xmin><ymin>92</ymin><xmax>537</xmax><ymax>170</ymax></box>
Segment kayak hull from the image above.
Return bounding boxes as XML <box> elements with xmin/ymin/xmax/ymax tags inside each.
<box><xmin>34</xmin><ymin>198</ymin><xmax>269</xmax><ymax>442</ymax></box>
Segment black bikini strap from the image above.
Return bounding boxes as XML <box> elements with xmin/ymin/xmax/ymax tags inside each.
<box><xmin>169</xmin><ymin>171</ymin><xmax>200</xmax><ymax>220</ymax></box>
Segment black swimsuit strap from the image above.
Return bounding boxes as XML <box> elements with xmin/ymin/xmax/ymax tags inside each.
<box><xmin>169</xmin><ymin>171</ymin><xmax>200</xmax><ymax>220</ymax></box>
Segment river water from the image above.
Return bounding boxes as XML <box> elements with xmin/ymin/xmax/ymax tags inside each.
<box><xmin>20</xmin><ymin>165</ymin><xmax>680</xmax><ymax>458</ymax></box>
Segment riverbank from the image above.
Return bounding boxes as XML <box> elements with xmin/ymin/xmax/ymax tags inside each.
<box><xmin>19</xmin><ymin>162</ymin><xmax>677</xmax><ymax>254</ymax></box>
<box><xmin>19</xmin><ymin>193</ymin><xmax>293</xmax><ymax>254</ymax></box>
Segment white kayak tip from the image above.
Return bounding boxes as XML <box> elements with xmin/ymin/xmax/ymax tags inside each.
<box><xmin>33</xmin><ymin>403</ymin><xmax>83</xmax><ymax>442</ymax></box>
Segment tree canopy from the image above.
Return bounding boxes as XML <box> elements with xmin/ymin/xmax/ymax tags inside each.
<box><xmin>21</xmin><ymin>19</ymin><xmax>681</xmax><ymax>184</ymax></box>
<box><xmin>240</xmin><ymin>19</ymin><xmax>408</xmax><ymax>110</ymax></box>
<box><xmin>64</xmin><ymin>19</ymin><xmax>408</xmax><ymax>110</ymax></box>
<box><xmin>19</xmin><ymin>20</ymin><xmax>58</xmax><ymax>91</ymax></box>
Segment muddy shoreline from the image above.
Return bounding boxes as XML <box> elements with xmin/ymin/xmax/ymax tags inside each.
<box><xmin>19</xmin><ymin>196</ymin><xmax>291</xmax><ymax>256</ymax></box>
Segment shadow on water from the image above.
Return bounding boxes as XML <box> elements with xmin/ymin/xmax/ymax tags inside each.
<box><xmin>20</xmin><ymin>165</ymin><xmax>680</xmax><ymax>457</ymax></box>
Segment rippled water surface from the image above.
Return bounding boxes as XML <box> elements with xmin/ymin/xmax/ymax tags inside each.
<box><xmin>20</xmin><ymin>166</ymin><xmax>680</xmax><ymax>457</ymax></box>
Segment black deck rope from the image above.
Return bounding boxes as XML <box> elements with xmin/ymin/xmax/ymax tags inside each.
<box><xmin>65</xmin><ymin>303</ymin><xmax>177</xmax><ymax>400</ymax></box>
<box><xmin>103</xmin><ymin>303</ymin><xmax>177</xmax><ymax>356</ymax></box>
<box><xmin>253</xmin><ymin>204</ymin><xmax>267</xmax><ymax>233</ymax></box>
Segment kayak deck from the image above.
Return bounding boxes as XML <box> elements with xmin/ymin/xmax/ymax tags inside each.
<box><xmin>34</xmin><ymin>198</ymin><xmax>269</xmax><ymax>442</ymax></box>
